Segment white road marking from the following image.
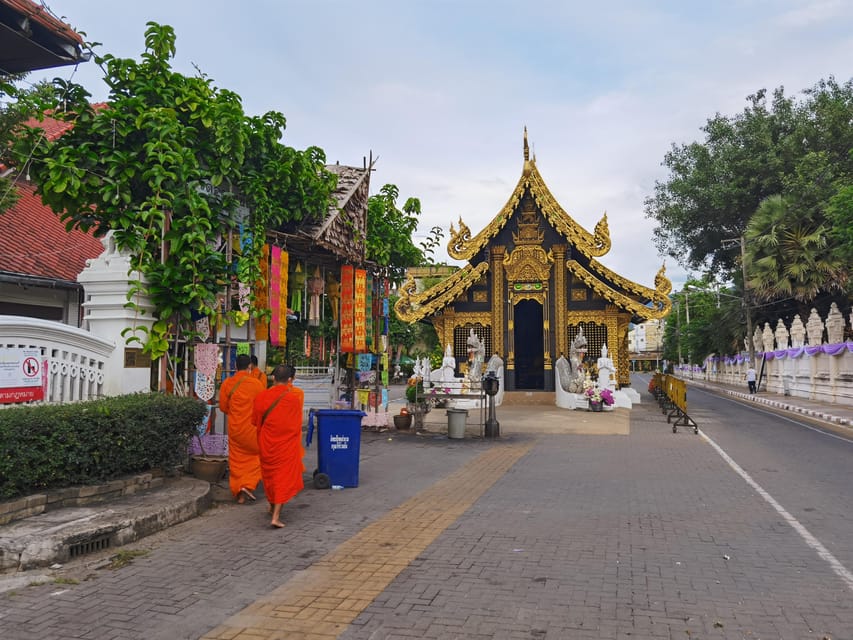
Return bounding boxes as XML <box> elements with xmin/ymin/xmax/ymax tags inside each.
<box><xmin>699</xmin><ymin>429</ymin><xmax>853</xmax><ymax>593</ymax></box>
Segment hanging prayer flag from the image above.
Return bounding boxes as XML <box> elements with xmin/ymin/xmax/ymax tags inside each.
<box><xmin>270</xmin><ymin>247</ymin><xmax>281</xmax><ymax>347</ymax></box>
<box><xmin>357</xmin><ymin>353</ymin><xmax>373</xmax><ymax>372</ymax></box>
<box><xmin>365</xmin><ymin>274</ymin><xmax>373</xmax><ymax>351</ymax></box>
<box><xmin>255</xmin><ymin>244</ymin><xmax>270</xmax><ymax>340</ymax></box>
<box><xmin>278</xmin><ymin>250</ymin><xmax>289</xmax><ymax>347</ymax></box>
<box><xmin>354</xmin><ymin>268</ymin><xmax>367</xmax><ymax>352</ymax></box>
<box><xmin>340</xmin><ymin>265</ymin><xmax>355</xmax><ymax>353</ymax></box>
<box><xmin>289</xmin><ymin>262</ymin><xmax>304</xmax><ymax>314</ymax></box>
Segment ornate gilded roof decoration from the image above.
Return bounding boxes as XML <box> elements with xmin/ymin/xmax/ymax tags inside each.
<box><xmin>394</xmin><ymin>261</ymin><xmax>490</xmax><ymax>322</ymax></box>
<box><xmin>654</xmin><ymin>263</ymin><xmax>672</xmax><ymax>296</ymax></box>
<box><xmin>566</xmin><ymin>259</ymin><xmax>671</xmax><ymax>320</ymax></box>
<box><xmin>448</xmin><ymin>217</ymin><xmax>472</xmax><ymax>258</ymax></box>
<box><xmin>504</xmin><ymin>245</ymin><xmax>553</xmax><ymax>284</ymax></box>
<box><xmin>513</xmin><ymin>195</ymin><xmax>544</xmax><ymax>245</ymax></box>
<box><xmin>446</xmin><ymin>131</ymin><xmax>610</xmax><ymax>261</ymax></box>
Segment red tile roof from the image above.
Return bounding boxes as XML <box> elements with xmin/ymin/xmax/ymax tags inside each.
<box><xmin>2</xmin><ymin>0</ymin><xmax>83</xmax><ymax>46</ymax></box>
<box><xmin>22</xmin><ymin>113</ymin><xmax>74</xmax><ymax>142</ymax></box>
<box><xmin>0</xmin><ymin>179</ymin><xmax>103</xmax><ymax>283</ymax></box>
<box><xmin>0</xmin><ymin>0</ymin><xmax>87</xmax><ymax>74</ymax></box>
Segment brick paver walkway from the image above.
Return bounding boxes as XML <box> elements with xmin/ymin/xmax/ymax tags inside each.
<box><xmin>2</xmin><ymin>391</ymin><xmax>851</xmax><ymax>639</ymax></box>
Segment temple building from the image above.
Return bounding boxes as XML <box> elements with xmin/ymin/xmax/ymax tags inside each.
<box><xmin>395</xmin><ymin>130</ymin><xmax>672</xmax><ymax>393</ymax></box>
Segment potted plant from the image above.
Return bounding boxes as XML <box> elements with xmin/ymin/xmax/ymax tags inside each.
<box><xmin>405</xmin><ymin>377</ymin><xmax>430</xmax><ymax>428</ymax></box>
<box><xmin>190</xmin><ymin>419</ymin><xmax>228</xmax><ymax>482</ymax></box>
<box><xmin>393</xmin><ymin>407</ymin><xmax>413</xmax><ymax>430</ymax></box>
<box><xmin>583</xmin><ymin>382</ymin><xmax>614</xmax><ymax>412</ymax></box>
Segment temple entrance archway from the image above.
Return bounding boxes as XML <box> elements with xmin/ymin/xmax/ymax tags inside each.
<box><xmin>513</xmin><ymin>299</ymin><xmax>544</xmax><ymax>389</ymax></box>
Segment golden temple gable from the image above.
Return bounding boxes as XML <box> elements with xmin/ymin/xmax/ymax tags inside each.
<box><xmin>395</xmin><ymin>129</ymin><xmax>671</xmax><ymax>391</ymax></box>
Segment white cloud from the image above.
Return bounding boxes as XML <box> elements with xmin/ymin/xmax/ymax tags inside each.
<box><xmin>28</xmin><ymin>0</ymin><xmax>853</xmax><ymax>293</ymax></box>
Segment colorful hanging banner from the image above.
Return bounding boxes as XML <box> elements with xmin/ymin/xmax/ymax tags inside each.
<box><xmin>255</xmin><ymin>244</ymin><xmax>270</xmax><ymax>341</ymax></box>
<box><xmin>365</xmin><ymin>274</ymin><xmax>373</xmax><ymax>352</ymax></box>
<box><xmin>289</xmin><ymin>262</ymin><xmax>304</xmax><ymax>314</ymax></box>
<box><xmin>269</xmin><ymin>246</ymin><xmax>281</xmax><ymax>347</ymax></box>
<box><xmin>354</xmin><ymin>268</ymin><xmax>367</xmax><ymax>352</ymax></box>
<box><xmin>278</xmin><ymin>250</ymin><xmax>288</xmax><ymax>346</ymax></box>
<box><xmin>340</xmin><ymin>265</ymin><xmax>355</xmax><ymax>353</ymax></box>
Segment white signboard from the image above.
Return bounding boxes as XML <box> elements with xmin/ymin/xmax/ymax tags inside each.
<box><xmin>0</xmin><ymin>348</ymin><xmax>46</xmax><ymax>403</ymax></box>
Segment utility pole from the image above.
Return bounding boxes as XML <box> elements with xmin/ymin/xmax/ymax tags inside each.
<box><xmin>723</xmin><ymin>235</ymin><xmax>755</xmax><ymax>366</ymax></box>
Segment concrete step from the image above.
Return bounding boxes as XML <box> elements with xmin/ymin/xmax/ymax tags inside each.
<box><xmin>501</xmin><ymin>391</ymin><xmax>555</xmax><ymax>405</ymax></box>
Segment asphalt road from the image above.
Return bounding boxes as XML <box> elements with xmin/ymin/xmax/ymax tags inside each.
<box><xmin>683</xmin><ymin>383</ymin><xmax>853</xmax><ymax>581</ymax></box>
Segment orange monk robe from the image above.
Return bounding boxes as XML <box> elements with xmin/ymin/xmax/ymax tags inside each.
<box><xmin>253</xmin><ymin>383</ymin><xmax>305</xmax><ymax>505</ymax></box>
<box><xmin>219</xmin><ymin>371</ymin><xmax>265</xmax><ymax>498</ymax></box>
<box><xmin>250</xmin><ymin>366</ymin><xmax>268</xmax><ymax>388</ymax></box>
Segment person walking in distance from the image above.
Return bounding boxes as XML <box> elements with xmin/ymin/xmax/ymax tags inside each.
<box><xmin>219</xmin><ymin>354</ymin><xmax>265</xmax><ymax>504</ymax></box>
<box><xmin>253</xmin><ymin>364</ymin><xmax>305</xmax><ymax>528</ymax></box>
<box><xmin>746</xmin><ymin>365</ymin><xmax>757</xmax><ymax>394</ymax></box>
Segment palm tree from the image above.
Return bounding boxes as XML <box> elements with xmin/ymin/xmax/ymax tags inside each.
<box><xmin>745</xmin><ymin>195</ymin><xmax>846</xmax><ymax>303</ymax></box>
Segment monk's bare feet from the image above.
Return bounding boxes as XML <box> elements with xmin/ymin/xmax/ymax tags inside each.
<box><xmin>240</xmin><ymin>487</ymin><xmax>256</xmax><ymax>501</ymax></box>
<box><xmin>237</xmin><ymin>494</ymin><xmax>245</xmax><ymax>504</ymax></box>
<box><xmin>270</xmin><ymin>520</ymin><xmax>285</xmax><ymax>529</ymax></box>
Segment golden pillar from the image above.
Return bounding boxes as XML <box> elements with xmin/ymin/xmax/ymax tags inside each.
<box><xmin>552</xmin><ymin>245</ymin><xmax>567</xmax><ymax>359</ymax></box>
<box><xmin>490</xmin><ymin>246</ymin><xmax>505</xmax><ymax>358</ymax></box>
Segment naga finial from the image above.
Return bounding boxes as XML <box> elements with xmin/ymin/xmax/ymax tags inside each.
<box><xmin>654</xmin><ymin>262</ymin><xmax>672</xmax><ymax>296</ymax></box>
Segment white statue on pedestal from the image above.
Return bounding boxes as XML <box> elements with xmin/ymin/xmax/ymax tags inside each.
<box><xmin>567</xmin><ymin>328</ymin><xmax>588</xmax><ymax>393</ymax></box>
<box><xmin>596</xmin><ymin>344</ymin><xmax>616</xmax><ymax>391</ymax></box>
<box><xmin>774</xmin><ymin>319</ymin><xmax>790</xmax><ymax>349</ymax></box>
<box><xmin>826</xmin><ymin>302</ymin><xmax>845</xmax><ymax>344</ymax></box>
<box><xmin>466</xmin><ymin>329</ymin><xmax>485</xmax><ymax>382</ymax></box>
<box><xmin>432</xmin><ymin>344</ymin><xmax>456</xmax><ymax>384</ymax></box>
<box><xmin>789</xmin><ymin>315</ymin><xmax>805</xmax><ymax>348</ymax></box>
<box><xmin>806</xmin><ymin>309</ymin><xmax>824</xmax><ymax>345</ymax></box>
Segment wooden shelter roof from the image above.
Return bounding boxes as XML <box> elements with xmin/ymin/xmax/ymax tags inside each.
<box><xmin>272</xmin><ymin>161</ymin><xmax>372</xmax><ymax>266</ymax></box>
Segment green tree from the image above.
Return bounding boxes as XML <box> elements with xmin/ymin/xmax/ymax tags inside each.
<box><xmin>0</xmin><ymin>77</ymin><xmax>67</xmax><ymax>214</ymax></box>
<box><xmin>365</xmin><ymin>184</ymin><xmax>424</xmax><ymax>281</ymax></box>
<box><xmin>419</xmin><ymin>225</ymin><xmax>445</xmax><ymax>265</ymax></box>
<box><xmin>645</xmin><ymin>87</ymin><xmax>796</xmax><ymax>277</ymax></box>
<box><xmin>745</xmin><ymin>195</ymin><xmax>845</xmax><ymax>302</ymax></box>
<box><xmin>14</xmin><ymin>23</ymin><xmax>336</xmax><ymax>360</ymax></box>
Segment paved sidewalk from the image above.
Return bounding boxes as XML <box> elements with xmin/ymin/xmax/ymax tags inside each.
<box><xmin>1</xmin><ymin>380</ymin><xmax>851</xmax><ymax>639</ymax></box>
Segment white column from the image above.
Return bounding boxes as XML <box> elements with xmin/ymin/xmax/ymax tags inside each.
<box><xmin>77</xmin><ymin>233</ymin><xmax>156</xmax><ymax>396</ymax></box>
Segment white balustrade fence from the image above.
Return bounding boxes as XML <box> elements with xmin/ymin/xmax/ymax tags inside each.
<box><xmin>0</xmin><ymin>316</ymin><xmax>114</xmax><ymax>406</ymax></box>
<box><xmin>687</xmin><ymin>303</ymin><xmax>853</xmax><ymax>406</ymax></box>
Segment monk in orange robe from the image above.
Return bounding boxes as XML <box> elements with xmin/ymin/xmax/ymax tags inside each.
<box><xmin>253</xmin><ymin>364</ymin><xmax>305</xmax><ymax>528</ymax></box>
<box><xmin>250</xmin><ymin>355</ymin><xmax>268</xmax><ymax>388</ymax></box>
<box><xmin>219</xmin><ymin>354</ymin><xmax>265</xmax><ymax>504</ymax></box>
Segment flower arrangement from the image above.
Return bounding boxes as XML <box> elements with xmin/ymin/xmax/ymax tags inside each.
<box><xmin>584</xmin><ymin>383</ymin><xmax>614</xmax><ymax>406</ymax></box>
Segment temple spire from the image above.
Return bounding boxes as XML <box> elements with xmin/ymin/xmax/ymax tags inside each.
<box><xmin>523</xmin><ymin>126</ymin><xmax>529</xmax><ymax>161</ymax></box>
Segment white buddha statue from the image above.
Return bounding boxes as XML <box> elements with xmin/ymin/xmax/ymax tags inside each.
<box><xmin>596</xmin><ymin>343</ymin><xmax>616</xmax><ymax>391</ymax></box>
<box><xmin>432</xmin><ymin>344</ymin><xmax>456</xmax><ymax>384</ymax></box>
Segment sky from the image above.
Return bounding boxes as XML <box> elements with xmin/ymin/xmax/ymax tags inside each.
<box><xmin>26</xmin><ymin>0</ymin><xmax>853</xmax><ymax>291</ymax></box>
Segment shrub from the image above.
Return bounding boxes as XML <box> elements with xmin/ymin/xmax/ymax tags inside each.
<box><xmin>0</xmin><ymin>393</ymin><xmax>207</xmax><ymax>500</ymax></box>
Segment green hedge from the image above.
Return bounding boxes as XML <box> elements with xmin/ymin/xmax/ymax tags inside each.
<box><xmin>0</xmin><ymin>393</ymin><xmax>207</xmax><ymax>500</ymax></box>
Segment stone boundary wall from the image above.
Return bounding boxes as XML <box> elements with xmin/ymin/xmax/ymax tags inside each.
<box><xmin>0</xmin><ymin>470</ymin><xmax>166</xmax><ymax>526</ymax></box>
<box><xmin>697</xmin><ymin>349</ymin><xmax>852</xmax><ymax>407</ymax></box>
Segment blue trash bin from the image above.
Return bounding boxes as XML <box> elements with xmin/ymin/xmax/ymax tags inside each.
<box><xmin>306</xmin><ymin>409</ymin><xmax>365</xmax><ymax>489</ymax></box>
